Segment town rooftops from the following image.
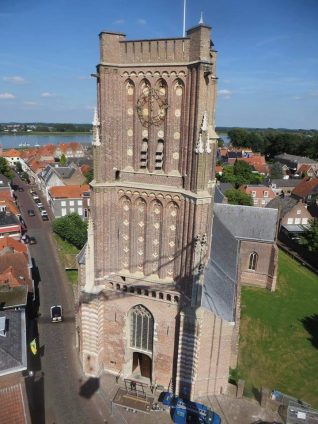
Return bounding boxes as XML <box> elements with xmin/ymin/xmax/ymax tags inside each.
<box><xmin>1</xmin><ymin>149</ymin><xmax>21</xmax><ymax>158</ymax></box>
<box><xmin>0</xmin><ymin>252</ymin><xmax>33</xmax><ymax>292</ymax></box>
<box><xmin>266</xmin><ymin>196</ymin><xmax>299</xmax><ymax>219</ymax></box>
<box><xmin>49</xmin><ymin>184</ymin><xmax>90</xmax><ymax>199</ymax></box>
<box><xmin>0</xmin><ymin>284</ymin><xmax>27</xmax><ymax>309</ymax></box>
<box><xmin>0</xmin><ymin>211</ymin><xmax>20</xmax><ymax>227</ymax></box>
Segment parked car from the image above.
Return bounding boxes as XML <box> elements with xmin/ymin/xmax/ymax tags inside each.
<box><xmin>50</xmin><ymin>305</ymin><xmax>63</xmax><ymax>322</ymax></box>
<box><xmin>18</xmin><ymin>187</ymin><xmax>24</xmax><ymax>192</ymax></box>
<box><xmin>34</xmin><ymin>198</ymin><xmax>41</xmax><ymax>204</ymax></box>
<box><xmin>21</xmin><ymin>234</ymin><xmax>30</xmax><ymax>244</ymax></box>
<box><xmin>29</xmin><ymin>236</ymin><xmax>37</xmax><ymax>245</ymax></box>
<box><xmin>27</xmin><ymin>209</ymin><xmax>35</xmax><ymax>217</ymax></box>
<box><xmin>41</xmin><ymin>213</ymin><xmax>49</xmax><ymax>221</ymax></box>
<box><xmin>36</xmin><ymin>202</ymin><xmax>43</xmax><ymax>208</ymax></box>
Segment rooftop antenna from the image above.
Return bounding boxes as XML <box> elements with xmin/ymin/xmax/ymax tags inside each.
<box><xmin>199</xmin><ymin>11</ymin><xmax>204</xmax><ymax>24</ymax></box>
<box><xmin>182</xmin><ymin>0</ymin><xmax>186</xmax><ymax>37</ymax></box>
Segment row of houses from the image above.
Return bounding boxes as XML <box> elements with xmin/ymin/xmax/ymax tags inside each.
<box><xmin>1</xmin><ymin>143</ymin><xmax>92</xmax><ymax>221</ymax></box>
<box><xmin>0</xmin><ymin>177</ymin><xmax>34</xmax><ymax>422</ymax></box>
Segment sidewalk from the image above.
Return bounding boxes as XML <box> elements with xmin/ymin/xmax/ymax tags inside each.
<box><xmin>95</xmin><ymin>372</ymin><xmax>283</xmax><ymax>424</ymax></box>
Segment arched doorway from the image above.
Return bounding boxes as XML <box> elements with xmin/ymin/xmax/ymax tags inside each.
<box><xmin>132</xmin><ymin>352</ymin><xmax>152</xmax><ymax>380</ymax></box>
<box><xmin>129</xmin><ymin>305</ymin><xmax>154</xmax><ymax>382</ymax></box>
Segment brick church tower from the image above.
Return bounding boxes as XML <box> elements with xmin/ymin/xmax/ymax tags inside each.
<box><xmin>77</xmin><ymin>22</ymin><xmax>234</xmax><ymax>399</ymax></box>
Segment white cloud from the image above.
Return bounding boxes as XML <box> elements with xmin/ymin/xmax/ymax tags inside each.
<box><xmin>137</xmin><ymin>19</ymin><xmax>146</xmax><ymax>25</ymax></box>
<box><xmin>113</xmin><ymin>19</ymin><xmax>125</xmax><ymax>25</ymax></box>
<box><xmin>218</xmin><ymin>89</ymin><xmax>232</xmax><ymax>99</ymax></box>
<box><xmin>3</xmin><ymin>76</ymin><xmax>27</xmax><ymax>85</ymax></box>
<box><xmin>0</xmin><ymin>92</ymin><xmax>15</xmax><ymax>100</ymax></box>
<box><xmin>41</xmin><ymin>92</ymin><xmax>55</xmax><ymax>97</ymax></box>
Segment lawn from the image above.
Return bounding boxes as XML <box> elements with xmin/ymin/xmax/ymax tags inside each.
<box><xmin>53</xmin><ymin>233</ymin><xmax>79</xmax><ymax>286</ymax></box>
<box><xmin>239</xmin><ymin>249</ymin><xmax>318</xmax><ymax>407</ymax></box>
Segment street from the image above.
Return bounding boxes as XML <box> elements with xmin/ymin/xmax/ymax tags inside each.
<box><xmin>14</xmin><ymin>176</ymin><xmax>105</xmax><ymax>424</ymax></box>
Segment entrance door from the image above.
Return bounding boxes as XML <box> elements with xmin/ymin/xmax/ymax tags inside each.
<box><xmin>132</xmin><ymin>352</ymin><xmax>152</xmax><ymax>380</ymax></box>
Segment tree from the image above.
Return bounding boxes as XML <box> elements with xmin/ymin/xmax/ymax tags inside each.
<box><xmin>0</xmin><ymin>157</ymin><xmax>14</xmax><ymax>180</ymax></box>
<box><xmin>300</xmin><ymin>219</ymin><xmax>318</xmax><ymax>253</ymax></box>
<box><xmin>270</xmin><ymin>162</ymin><xmax>283</xmax><ymax>179</ymax></box>
<box><xmin>52</xmin><ymin>213</ymin><xmax>87</xmax><ymax>249</ymax></box>
<box><xmin>60</xmin><ymin>154</ymin><xmax>67</xmax><ymax>166</ymax></box>
<box><xmin>84</xmin><ymin>169</ymin><xmax>93</xmax><ymax>184</ymax></box>
<box><xmin>224</xmin><ymin>188</ymin><xmax>253</xmax><ymax>206</ymax></box>
<box><xmin>15</xmin><ymin>160</ymin><xmax>23</xmax><ymax>173</ymax></box>
<box><xmin>21</xmin><ymin>171</ymin><xmax>30</xmax><ymax>183</ymax></box>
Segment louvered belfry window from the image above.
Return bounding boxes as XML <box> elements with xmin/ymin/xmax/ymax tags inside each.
<box><xmin>130</xmin><ymin>305</ymin><xmax>154</xmax><ymax>352</ymax></box>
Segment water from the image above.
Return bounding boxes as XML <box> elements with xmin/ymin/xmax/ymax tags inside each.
<box><xmin>0</xmin><ymin>134</ymin><xmax>92</xmax><ymax>149</ymax></box>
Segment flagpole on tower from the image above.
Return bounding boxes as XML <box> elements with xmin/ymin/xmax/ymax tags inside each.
<box><xmin>182</xmin><ymin>0</ymin><xmax>186</xmax><ymax>37</ymax></box>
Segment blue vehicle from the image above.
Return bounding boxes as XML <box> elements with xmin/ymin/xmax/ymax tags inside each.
<box><xmin>159</xmin><ymin>392</ymin><xmax>221</xmax><ymax>424</ymax></box>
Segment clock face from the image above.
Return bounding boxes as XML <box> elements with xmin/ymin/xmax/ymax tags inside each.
<box><xmin>136</xmin><ymin>88</ymin><xmax>168</xmax><ymax>128</ymax></box>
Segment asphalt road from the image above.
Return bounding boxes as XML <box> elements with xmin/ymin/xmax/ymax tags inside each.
<box><xmin>13</xmin><ymin>176</ymin><xmax>104</xmax><ymax>424</ymax></box>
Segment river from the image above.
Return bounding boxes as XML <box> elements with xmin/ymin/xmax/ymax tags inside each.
<box><xmin>0</xmin><ymin>134</ymin><xmax>92</xmax><ymax>149</ymax></box>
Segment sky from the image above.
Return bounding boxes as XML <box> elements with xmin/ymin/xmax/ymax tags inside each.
<box><xmin>0</xmin><ymin>0</ymin><xmax>317</xmax><ymax>129</ymax></box>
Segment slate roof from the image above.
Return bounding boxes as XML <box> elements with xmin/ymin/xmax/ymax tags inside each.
<box><xmin>266</xmin><ymin>197</ymin><xmax>299</xmax><ymax>219</ymax></box>
<box><xmin>0</xmin><ymin>309</ymin><xmax>27</xmax><ymax>376</ymax></box>
<box><xmin>275</xmin><ymin>153</ymin><xmax>317</xmax><ymax>165</ymax></box>
<box><xmin>202</xmin><ymin>204</ymin><xmax>278</xmax><ymax>321</ymax></box>
<box><xmin>214</xmin><ymin>185</ymin><xmax>226</xmax><ymax>204</ymax></box>
<box><xmin>214</xmin><ymin>203</ymin><xmax>278</xmax><ymax>242</ymax></box>
<box><xmin>0</xmin><ymin>211</ymin><xmax>20</xmax><ymax>227</ymax></box>
<box><xmin>0</xmin><ymin>285</ymin><xmax>27</xmax><ymax>308</ymax></box>
<box><xmin>271</xmin><ymin>179</ymin><xmax>302</xmax><ymax>188</ymax></box>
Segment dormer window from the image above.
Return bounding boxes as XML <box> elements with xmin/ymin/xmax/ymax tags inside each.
<box><xmin>251</xmin><ymin>191</ymin><xmax>256</xmax><ymax>198</ymax></box>
<box><xmin>264</xmin><ymin>191</ymin><xmax>268</xmax><ymax>198</ymax></box>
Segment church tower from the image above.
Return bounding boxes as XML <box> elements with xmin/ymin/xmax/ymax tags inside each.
<box><xmin>78</xmin><ymin>23</ymin><xmax>234</xmax><ymax>399</ymax></box>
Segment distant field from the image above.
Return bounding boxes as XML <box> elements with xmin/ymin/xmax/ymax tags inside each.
<box><xmin>239</xmin><ymin>250</ymin><xmax>318</xmax><ymax>407</ymax></box>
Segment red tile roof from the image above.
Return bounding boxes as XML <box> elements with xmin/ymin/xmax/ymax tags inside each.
<box><xmin>0</xmin><ymin>237</ymin><xmax>27</xmax><ymax>254</ymax></box>
<box><xmin>0</xmin><ymin>252</ymin><xmax>32</xmax><ymax>291</ymax></box>
<box><xmin>0</xmin><ymin>382</ymin><xmax>30</xmax><ymax>424</ymax></box>
<box><xmin>0</xmin><ymin>199</ymin><xmax>19</xmax><ymax>216</ymax></box>
<box><xmin>215</xmin><ymin>165</ymin><xmax>223</xmax><ymax>174</ymax></box>
<box><xmin>242</xmin><ymin>185</ymin><xmax>275</xmax><ymax>199</ymax></box>
<box><xmin>292</xmin><ymin>177</ymin><xmax>318</xmax><ymax>198</ymax></box>
<box><xmin>49</xmin><ymin>184</ymin><xmax>90</xmax><ymax>199</ymax></box>
<box><xmin>2</xmin><ymin>149</ymin><xmax>21</xmax><ymax>157</ymax></box>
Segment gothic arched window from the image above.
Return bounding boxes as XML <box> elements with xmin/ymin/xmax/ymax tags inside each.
<box><xmin>130</xmin><ymin>305</ymin><xmax>154</xmax><ymax>352</ymax></box>
<box><xmin>248</xmin><ymin>252</ymin><xmax>258</xmax><ymax>271</ymax></box>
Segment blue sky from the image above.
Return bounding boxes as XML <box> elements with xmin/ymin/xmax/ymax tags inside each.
<box><xmin>0</xmin><ymin>0</ymin><xmax>317</xmax><ymax>129</ymax></box>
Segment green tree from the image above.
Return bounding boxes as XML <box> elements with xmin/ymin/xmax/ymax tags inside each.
<box><xmin>52</xmin><ymin>213</ymin><xmax>87</xmax><ymax>249</ymax></box>
<box><xmin>270</xmin><ymin>162</ymin><xmax>283</xmax><ymax>179</ymax></box>
<box><xmin>15</xmin><ymin>160</ymin><xmax>23</xmax><ymax>173</ymax></box>
<box><xmin>224</xmin><ymin>188</ymin><xmax>253</xmax><ymax>206</ymax></box>
<box><xmin>84</xmin><ymin>168</ymin><xmax>94</xmax><ymax>184</ymax></box>
<box><xmin>21</xmin><ymin>171</ymin><xmax>30</xmax><ymax>183</ymax></box>
<box><xmin>300</xmin><ymin>219</ymin><xmax>318</xmax><ymax>253</ymax></box>
<box><xmin>0</xmin><ymin>157</ymin><xmax>14</xmax><ymax>180</ymax></box>
<box><xmin>60</xmin><ymin>154</ymin><xmax>67</xmax><ymax>166</ymax></box>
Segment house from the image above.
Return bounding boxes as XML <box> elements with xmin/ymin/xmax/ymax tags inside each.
<box><xmin>215</xmin><ymin>165</ymin><xmax>223</xmax><ymax>176</ymax></box>
<box><xmin>48</xmin><ymin>184</ymin><xmax>90</xmax><ymax>219</ymax></box>
<box><xmin>291</xmin><ymin>177</ymin><xmax>318</xmax><ymax>206</ymax></box>
<box><xmin>54</xmin><ymin>142</ymin><xmax>85</xmax><ymax>160</ymax></box>
<box><xmin>1</xmin><ymin>149</ymin><xmax>23</xmax><ymax>167</ymax></box>
<box><xmin>269</xmin><ymin>178</ymin><xmax>302</xmax><ymax>196</ymax></box>
<box><xmin>298</xmin><ymin>164</ymin><xmax>317</xmax><ymax>178</ymax></box>
<box><xmin>40</xmin><ymin>164</ymin><xmax>86</xmax><ymax>200</ymax></box>
<box><xmin>0</xmin><ymin>212</ymin><xmax>21</xmax><ymax>239</ymax></box>
<box><xmin>0</xmin><ymin>246</ymin><xmax>31</xmax><ymax>423</ymax></box>
<box><xmin>0</xmin><ymin>175</ymin><xmax>13</xmax><ymax>196</ymax></box>
<box><xmin>238</xmin><ymin>154</ymin><xmax>269</xmax><ymax>175</ymax></box>
<box><xmin>274</xmin><ymin>153</ymin><xmax>318</xmax><ymax>175</ymax></box>
<box><xmin>266</xmin><ymin>197</ymin><xmax>312</xmax><ymax>241</ymax></box>
<box><xmin>241</xmin><ymin>185</ymin><xmax>276</xmax><ymax>207</ymax></box>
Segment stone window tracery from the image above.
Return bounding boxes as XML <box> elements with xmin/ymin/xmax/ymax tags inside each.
<box><xmin>130</xmin><ymin>305</ymin><xmax>154</xmax><ymax>352</ymax></box>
